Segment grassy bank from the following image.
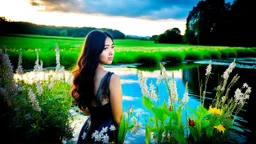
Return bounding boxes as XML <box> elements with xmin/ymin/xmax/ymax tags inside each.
<box><xmin>1</xmin><ymin>34</ymin><xmax>256</xmax><ymax>70</ymax></box>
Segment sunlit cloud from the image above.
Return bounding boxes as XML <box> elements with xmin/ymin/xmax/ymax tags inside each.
<box><xmin>0</xmin><ymin>0</ymin><xmax>188</xmax><ymax>36</ymax></box>
<box><xmin>29</xmin><ymin>0</ymin><xmax>200</xmax><ymax>20</ymax></box>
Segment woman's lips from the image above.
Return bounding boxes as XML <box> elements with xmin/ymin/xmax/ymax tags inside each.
<box><xmin>108</xmin><ymin>57</ymin><xmax>113</xmax><ymax>61</ymax></box>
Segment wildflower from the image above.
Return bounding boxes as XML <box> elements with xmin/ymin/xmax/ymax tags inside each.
<box><xmin>131</xmin><ymin>122</ymin><xmax>142</xmax><ymax>135</ymax></box>
<box><xmin>129</xmin><ymin>105</ymin><xmax>134</xmax><ymax>114</ymax></box>
<box><xmin>182</xmin><ymin>82</ymin><xmax>189</xmax><ymax>104</ymax></box>
<box><xmin>188</xmin><ymin>118</ymin><xmax>195</xmax><ymax>127</ymax></box>
<box><xmin>16</xmin><ymin>51</ymin><xmax>23</xmax><ymax>75</ymax></box>
<box><xmin>222</xmin><ymin>60</ymin><xmax>236</xmax><ymax>80</ymax></box>
<box><xmin>138</xmin><ymin>71</ymin><xmax>150</xmax><ymax>96</ymax></box>
<box><xmin>170</xmin><ymin>72</ymin><xmax>178</xmax><ymax>104</ymax></box>
<box><xmin>131</xmin><ymin>116</ymin><xmax>136</xmax><ymax>123</ymax></box>
<box><xmin>55</xmin><ymin>43</ymin><xmax>63</xmax><ymax>72</ymax></box>
<box><xmin>214</xmin><ymin>124</ymin><xmax>226</xmax><ymax>133</ymax></box>
<box><xmin>243</xmin><ymin>83</ymin><xmax>248</xmax><ymax>88</ymax></box>
<box><xmin>234</xmin><ymin>88</ymin><xmax>243</xmax><ymax>102</ymax></box>
<box><xmin>36</xmin><ymin>82</ymin><xmax>43</xmax><ymax>96</ymax></box>
<box><xmin>209</xmin><ymin>106</ymin><xmax>222</xmax><ymax>115</ymax></box>
<box><xmin>123</xmin><ymin>112</ymin><xmax>128</xmax><ymax>119</ymax></box>
<box><xmin>28</xmin><ymin>88</ymin><xmax>41</xmax><ymax>112</ymax></box>
<box><xmin>150</xmin><ymin>81</ymin><xmax>158</xmax><ymax>102</ymax></box>
<box><xmin>205</xmin><ymin>60</ymin><xmax>212</xmax><ymax>75</ymax></box>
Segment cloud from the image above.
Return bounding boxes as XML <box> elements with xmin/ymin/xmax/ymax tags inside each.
<box><xmin>29</xmin><ymin>0</ymin><xmax>200</xmax><ymax>20</ymax></box>
<box><xmin>123</xmin><ymin>96</ymin><xmax>140</xmax><ymax>101</ymax></box>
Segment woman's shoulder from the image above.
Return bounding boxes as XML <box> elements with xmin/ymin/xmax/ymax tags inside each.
<box><xmin>109</xmin><ymin>72</ymin><xmax>120</xmax><ymax>85</ymax></box>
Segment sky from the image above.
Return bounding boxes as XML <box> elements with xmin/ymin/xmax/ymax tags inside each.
<box><xmin>0</xmin><ymin>0</ymin><xmax>233</xmax><ymax>37</ymax></box>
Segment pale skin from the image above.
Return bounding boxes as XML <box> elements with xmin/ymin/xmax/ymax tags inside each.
<box><xmin>81</xmin><ymin>37</ymin><xmax>123</xmax><ymax>127</ymax></box>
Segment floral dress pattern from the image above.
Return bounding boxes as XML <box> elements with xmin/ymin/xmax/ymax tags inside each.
<box><xmin>77</xmin><ymin>71</ymin><xmax>118</xmax><ymax>144</ymax></box>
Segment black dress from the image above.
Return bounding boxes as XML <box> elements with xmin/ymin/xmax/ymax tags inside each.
<box><xmin>77</xmin><ymin>71</ymin><xmax>118</xmax><ymax>144</ymax></box>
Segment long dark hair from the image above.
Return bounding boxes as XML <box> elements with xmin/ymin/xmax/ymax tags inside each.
<box><xmin>70</xmin><ymin>30</ymin><xmax>113</xmax><ymax>110</ymax></box>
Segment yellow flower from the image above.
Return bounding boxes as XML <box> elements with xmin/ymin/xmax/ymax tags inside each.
<box><xmin>209</xmin><ymin>106</ymin><xmax>222</xmax><ymax>115</ymax></box>
<box><xmin>214</xmin><ymin>124</ymin><xmax>226</xmax><ymax>133</ymax></box>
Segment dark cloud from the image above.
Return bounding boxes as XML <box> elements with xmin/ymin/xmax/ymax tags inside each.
<box><xmin>30</xmin><ymin>0</ymin><xmax>201</xmax><ymax>20</ymax></box>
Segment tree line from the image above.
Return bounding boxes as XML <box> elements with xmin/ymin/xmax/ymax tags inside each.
<box><xmin>152</xmin><ymin>0</ymin><xmax>255</xmax><ymax>47</ymax></box>
<box><xmin>0</xmin><ymin>17</ymin><xmax>125</xmax><ymax>39</ymax></box>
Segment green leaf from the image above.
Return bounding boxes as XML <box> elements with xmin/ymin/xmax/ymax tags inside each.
<box><xmin>202</xmin><ymin>119</ymin><xmax>210</xmax><ymax>128</ymax></box>
<box><xmin>118</xmin><ymin>116</ymin><xmax>126</xmax><ymax>143</ymax></box>
<box><xmin>206</xmin><ymin>126</ymin><xmax>214</xmax><ymax>137</ymax></box>
<box><xmin>145</xmin><ymin>124</ymin><xmax>151</xmax><ymax>144</ymax></box>
<box><xmin>128</xmin><ymin>124</ymin><xmax>135</xmax><ymax>130</ymax></box>
<box><xmin>188</xmin><ymin>107</ymin><xmax>200</xmax><ymax>118</ymax></box>
<box><xmin>152</xmin><ymin>107</ymin><xmax>164</xmax><ymax>121</ymax></box>
<box><xmin>189</xmin><ymin>126</ymin><xmax>199</xmax><ymax>142</ymax></box>
<box><xmin>174</xmin><ymin>132</ymin><xmax>188</xmax><ymax>144</ymax></box>
<box><xmin>142</xmin><ymin>96</ymin><xmax>154</xmax><ymax>111</ymax></box>
<box><xmin>165</xmin><ymin>125</ymin><xmax>179</xmax><ymax>131</ymax></box>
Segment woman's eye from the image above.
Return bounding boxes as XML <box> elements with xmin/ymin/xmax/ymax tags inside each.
<box><xmin>112</xmin><ymin>46</ymin><xmax>114</xmax><ymax>49</ymax></box>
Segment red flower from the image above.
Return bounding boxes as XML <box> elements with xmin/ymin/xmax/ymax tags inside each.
<box><xmin>189</xmin><ymin>118</ymin><xmax>195</xmax><ymax>127</ymax></box>
<box><xmin>168</xmin><ymin>105</ymin><xmax>172</xmax><ymax>111</ymax></box>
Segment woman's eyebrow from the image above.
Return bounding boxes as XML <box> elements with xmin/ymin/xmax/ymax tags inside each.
<box><xmin>104</xmin><ymin>44</ymin><xmax>114</xmax><ymax>46</ymax></box>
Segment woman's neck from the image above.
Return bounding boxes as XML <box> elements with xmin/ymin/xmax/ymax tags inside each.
<box><xmin>98</xmin><ymin>63</ymin><xmax>104</xmax><ymax>69</ymax></box>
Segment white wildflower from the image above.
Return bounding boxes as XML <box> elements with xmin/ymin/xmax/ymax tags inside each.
<box><xmin>131</xmin><ymin>116</ymin><xmax>136</xmax><ymax>124</ymax></box>
<box><xmin>150</xmin><ymin>81</ymin><xmax>158</xmax><ymax>102</ymax></box>
<box><xmin>205</xmin><ymin>60</ymin><xmax>212</xmax><ymax>75</ymax></box>
<box><xmin>124</xmin><ymin>112</ymin><xmax>128</xmax><ymax>119</ymax></box>
<box><xmin>16</xmin><ymin>51</ymin><xmax>23</xmax><ymax>75</ymax></box>
<box><xmin>36</xmin><ymin>82</ymin><xmax>43</xmax><ymax>96</ymax></box>
<box><xmin>170</xmin><ymin>72</ymin><xmax>178</xmax><ymax>104</ymax></box>
<box><xmin>129</xmin><ymin>106</ymin><xmax>134</xmax><ymax>114</ymax></box>
<box><xmin>138</xmin><ymin>71</ymin><xmax>150</xmax><ymax>96</ymax></box>
<box><xmin>221</xmin><ymin>96</ymin><xmax>226</xmax><ymax>103</ymax></box>
<box><xmin>222</xmin><ymin>60</ymin><xmax>236</xmax><ymax>80</ymax></box>
<box><xmin>28</xmin><ymin>88</ymin><xmax>41</xmax><ymax>112</ymax></box>
<box><xmin>234</xmin><ymin>88</ymin><xmax>243</xmax><ymax>102</ymax></box>
<box><xmin>243</xmin><ymin>83</ymin><xmax>248</xmax><ymax>88</ymax></box>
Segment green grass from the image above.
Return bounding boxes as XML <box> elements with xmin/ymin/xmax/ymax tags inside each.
<box><xmin>1</xmin><ymin>34</ymin><xmax>256</xmax><ymax>69</ymax></box>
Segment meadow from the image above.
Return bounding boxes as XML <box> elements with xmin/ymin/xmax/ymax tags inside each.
<box><xmin>1</xmin><ymin>34</ymin><xmax>256</xmax><ymax>70</ymax></box>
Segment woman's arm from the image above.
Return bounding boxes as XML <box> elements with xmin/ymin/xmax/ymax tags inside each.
<box><xmin>109</xmin><ymin>74</ymin><xmax>123</xmax><ymax>127</ymax></box>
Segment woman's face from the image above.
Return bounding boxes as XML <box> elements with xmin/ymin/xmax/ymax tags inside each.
<box><xmin>99</xmin><ymin>36</ymin><xmax>114</xmax><ymax>65</ymax></box>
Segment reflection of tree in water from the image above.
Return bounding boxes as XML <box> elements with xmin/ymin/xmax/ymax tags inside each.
<box><xmin>182</xmin><ymin>64</ymin><xmax>256</xmax><ymax>143</ymax></box>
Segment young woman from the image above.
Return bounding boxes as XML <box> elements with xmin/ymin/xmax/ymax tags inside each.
<box><xmin>70</xmin><ymin>30</ymin><xmax>122</xmax><ymax>143</ymax></box>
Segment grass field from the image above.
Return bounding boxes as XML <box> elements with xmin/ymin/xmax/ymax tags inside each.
<box><xmin>1</xmin><ymin>34</ymin><xmax>256</xmax><ymax>70</ymax></box>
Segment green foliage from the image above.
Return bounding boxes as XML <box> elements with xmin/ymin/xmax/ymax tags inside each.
<box><xmin>1</xmin><ymin>35</ymin><xmax>256</xmax><ymax>70</ymax></box>
<box><xmin>0</xmin><ymin>50</ymin><xmax>74</xmax><ymax>143</ymax></box>
<box><xmin>118</xmin><ymin>106</ymin><xmax>139</xmax><ymax>143</ymax></box>
<box><xmin>138</xmin><ymin>60</ymin><xmax>251</xmax><ymax>143</ymax></box>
